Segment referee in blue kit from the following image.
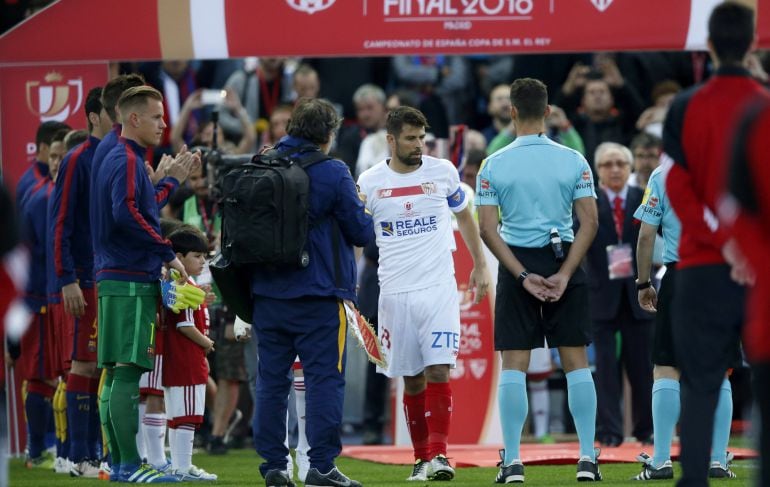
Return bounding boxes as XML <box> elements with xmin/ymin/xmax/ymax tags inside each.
<box><xmin>477</xmin><ymin>78</ymin><xmax>601</xmax><ymax>483</ymax></box>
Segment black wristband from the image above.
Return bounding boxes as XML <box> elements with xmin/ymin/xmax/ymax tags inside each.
<box><xmin>636</xmin><ymin>280</ymin><xmax>652</xmax><ymax>291</ymax></box>
<box><xmin>517</xmin><ymin>271</ymin><xmax>529</xmax><ymax>286</ymax></box>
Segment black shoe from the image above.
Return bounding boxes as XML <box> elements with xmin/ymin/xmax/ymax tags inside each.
<box><xmin>207</xmin><ymin>436</ymin><xmax>228</xmax><ymax>455</ymax></box>
<box><xmin>264</xmin><ymin>469</ymin><xmax>296</xmax><ymax>487</ymax></box>
<box><xmin>577</xmin><ymin>448</ymin><xmax>602</xmax><ymax>482</ymax></box>
<box><xmin>304</xmin><ymin>467</ymin><xmax>362</xmax><ymax>486</ymax></box>
<box><xmin>495</xmin><ymin>449</ymin><xmax>524</xmax><ymax>483</ymax></box>
<box><xmin>708</xmin><ymin>451</ymin><xmax>737</xmax><ymax>479</ymax></box>
<box><xmin>632</xmin><ymin>452</ymin><xmax>673</xmax><ymax>480</ymax></box>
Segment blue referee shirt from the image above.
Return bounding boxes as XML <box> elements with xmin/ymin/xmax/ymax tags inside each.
<box><xmin>633</xmin><ymin>158</ymin><xmax>681</xmax><ymax>264</ymax></box>
<box><xmin>476</xmin><ymin>134</ymin><xmax>596</xmax><ymax>248</ymax></box>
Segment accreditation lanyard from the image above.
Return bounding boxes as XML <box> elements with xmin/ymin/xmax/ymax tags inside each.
<box><xmin>198</xmin><ymin>198</ymin><xmax>218</xmax><ymax>240</ymax></box>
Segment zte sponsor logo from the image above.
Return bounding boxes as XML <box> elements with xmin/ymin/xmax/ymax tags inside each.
<box><xmin>431</xmin><ymin>331</ymin><xmax>459</xmax><ymax>350</ymax></box>
<box><xmin>380</xmin><ymin>216</ymin><xmax>438</xmax><ymax>237</ymax></box>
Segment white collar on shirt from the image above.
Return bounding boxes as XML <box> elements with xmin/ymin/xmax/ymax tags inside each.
<box><xmin>603</xmin><ymin>185</ymin><xmax>629</xmax><ymax>206</ymax></box>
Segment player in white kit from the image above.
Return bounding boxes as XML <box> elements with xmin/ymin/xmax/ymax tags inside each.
<box><xmin>358</xmin><ymin>107</ymin><xmax>490</xmax><ymax>482</ymax></box>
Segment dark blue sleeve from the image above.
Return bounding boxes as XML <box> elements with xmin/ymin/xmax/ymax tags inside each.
<box><xmin>50</xmin><ymin>148</ymin><xmax>85</xmax><ymax>288</ymax></box>
<box><xmin>154</xmin><ymin>177</ymin><xmax>180</xmax><ymax>209</ymax></box>
<box><xmin>332</xmin><ymin>164</ymin><xmax>373</xmax><ymax>247</ymax></box>
<box><xmin>110</xmin><ymin>154</ymin><xmax>175</xmax><ymax>262</ymax></box>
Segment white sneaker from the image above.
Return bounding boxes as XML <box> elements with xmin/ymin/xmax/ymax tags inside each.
<box><xmin>53</xmin><ymin>457</ymin><xmax>71</xmax><ymax>474</ymax></box>
<box><xmin>296</xmin><ymin>448</ymin><xmax>310</xmax><ymax>483</ymax></box>
<box><xmin>70</xmin><ymin>459</ymin><xmax>100</xmax><ymax>478</ymax></box>
<box><xmin>174</xmin><ymin>464</ymin><xmax>218</xmax><ymax>481</ymax></box>
<box><xmin>429</xmin><ymin>454</ymin><xmax>455</xmax><ymax>481</ymax></box>
<box><xmin>406</xmin><ymin>459</ymin><xmax>432</xmax><ymax>481</ymax></box>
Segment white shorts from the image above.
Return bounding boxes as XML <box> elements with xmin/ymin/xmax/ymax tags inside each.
<box><xmin>139</xmin><ymin>354</ymin><xmax>164</xmax><ymax>396</ymax></box>
<box><xmin>377</xmin><ymin>280</ymin><xmax>460</xmax><ymax>378</ymax></box>
<box><xmin>163</xmin><ymin>384</ymin><xmax>205</xmax><ymax>426</ymax></box>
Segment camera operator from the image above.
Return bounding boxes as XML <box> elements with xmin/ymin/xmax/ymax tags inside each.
<box><xmin>171</xmin><ymin>89</ymin><xmax>256</xmax><ymax>155</ymax></box>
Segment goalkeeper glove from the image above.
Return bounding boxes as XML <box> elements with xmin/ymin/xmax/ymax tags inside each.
<box><xmin>161</xmin><ymin>271</ymin><xmax>206</xmax><ymax>313</ymax></box>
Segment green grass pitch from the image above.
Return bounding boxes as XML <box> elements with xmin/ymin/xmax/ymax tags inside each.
<box><xmin>9</xmin><ymin>449</ymin><xmax>757</xmax><ymax>486</ymax></box>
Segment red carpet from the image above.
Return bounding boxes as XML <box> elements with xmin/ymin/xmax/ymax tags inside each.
<box><xmin>342</xmin><ymin>442</ymin><xmax>758</xmax><ymax>467</ymax></box>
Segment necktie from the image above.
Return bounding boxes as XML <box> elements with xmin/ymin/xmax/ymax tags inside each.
<box><xmin>613</xmin><ymin>196</ymin><xmax>624</xmax><ymax>240</ymax></box>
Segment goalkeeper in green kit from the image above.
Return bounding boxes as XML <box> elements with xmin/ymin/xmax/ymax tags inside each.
<box><xmin>91</xmin><ymin>86</ymin><xmax>201</xmax><ymax>483</ymax></box>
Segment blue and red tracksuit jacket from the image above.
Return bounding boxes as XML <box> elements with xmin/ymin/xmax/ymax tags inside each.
<box><xmin>91</xmin><ymin>137</ymin><xmax>178</xmax><ymax>283</ymax></box>
<box><xmin>19</xmin><ymin>177</ymin><xmax>53</xmax><ymax>312</ymax></box>
<box><xmin>48</xmin><ymin>136</ymin><xmax>99</xmax><ymax>293</ymax></box>
<box><xmin>15</xmin><ymin>160</ymin><xmax>49</xmax><ymax>210</ymax></box>
<box><xmin>89</xmin><ymin>125</ymin><xmax>120</xmax><ymax>255</ymax></box>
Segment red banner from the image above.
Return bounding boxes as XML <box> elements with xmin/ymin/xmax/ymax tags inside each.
<box><xmin>228</xmin><ymin>0</ymin><xmax>693</xmax><ymax>57</ymax></box>
<box><xmin>0</xmin><ymin>64</ymin><xmax>109</xmax><ymax>193</ymax></box>
<box><xmin>1</xmin><ymin>1</ymin><xmax>768</xmax><ymax>63</ymax></box>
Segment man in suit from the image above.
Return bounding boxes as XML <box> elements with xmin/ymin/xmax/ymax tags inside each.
<box><xmin>584</xmin><ymin>142</ymin><xmax>654</xmax><ymax>447</ymax></box>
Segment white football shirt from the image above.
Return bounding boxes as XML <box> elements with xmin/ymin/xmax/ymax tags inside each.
<box><xmin>357</xmin><ymin>156</ymin><xmax>468</xmax><ymax>295</ymax></box>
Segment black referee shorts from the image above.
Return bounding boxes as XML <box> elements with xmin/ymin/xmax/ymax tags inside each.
<box><xmin>653</xmin><ymin>264</ymin><xmax>677</xmax><ymax>367</ymax></box>
<box><xmin>494</xmin><ymin>244</ymin><xmax>592</xmax><ymax>351</ymax></box>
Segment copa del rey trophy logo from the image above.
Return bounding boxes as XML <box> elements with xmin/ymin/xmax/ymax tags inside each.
<box><xmin>26</xmin><ymin>71</ymin><xmax>83</xmax><ymax>122</ymax></box>
<box><xmin>591</xmin><ymin>0</ymin><xmax>613</xmax><ymax>12</ymax></box>
<box><xmin>285</xmin><ymin>0</ymin><xmax>335</xmax><ymax>14</ymax></box>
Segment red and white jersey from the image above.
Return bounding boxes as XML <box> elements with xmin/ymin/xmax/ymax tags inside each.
<box><xmin>358</xmin><ymin>156</ymin><xmax>468</xmax><ymax>295</ymax></box>
<box><xmin>162</xmin><ymin>284</ymin><xmax>210</xmax><ymax>387</ymax></box>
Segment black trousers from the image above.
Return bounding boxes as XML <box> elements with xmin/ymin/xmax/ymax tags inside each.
<box><xmin>672</xmin><ymin>264</ymin><xmax>744</xmax><ymax>487</ymax></box>
<box><xmin>593</xmin><ymin>293</ymin><xmax>654</xmax><ymax>442</ymax></box>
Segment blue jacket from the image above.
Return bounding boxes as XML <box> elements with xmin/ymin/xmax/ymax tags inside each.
<box><xmin>91</xmin><ymin>124</ymin><xmax>121</xmax><ymax>183</ymax></box>
<box><xmin>250</xmin><ymin>136</ymin><xmax>373</xmax><ymax>301</ymax></box>
<box><xmin>48</xmin><ymin>136</ymin><xmax>99</xmax><ymax>290</ymax></box>
<box><xmin>91</xmin><ymin>137</ymin><xmax>178</xmax><ymax>283</ymax></box>
<box><xmin>15</xmin><ymin>160</ymin><xmax>48</xmax><ymax>210</ymax></box>
<box><xmin>90</xmin><ymin>125</ymin><xmax>120</xmax><ymax>273</ymax></box>
<box><xmin>19</xmin><ymin>178</ymin><xmax>52</xmax><ymax>311</ymax></box>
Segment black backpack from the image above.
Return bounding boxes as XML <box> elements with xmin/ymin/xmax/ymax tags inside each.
<box><xmin>218</xmin><ymin>144</ymin><xmax>331</xmax><ymax>267</ymax></box>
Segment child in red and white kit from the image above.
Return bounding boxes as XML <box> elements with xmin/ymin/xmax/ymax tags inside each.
<box><xmin>162</xmin><ymin>227</ymin><xmax>217</xmax><ymax>481</ymax></box>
